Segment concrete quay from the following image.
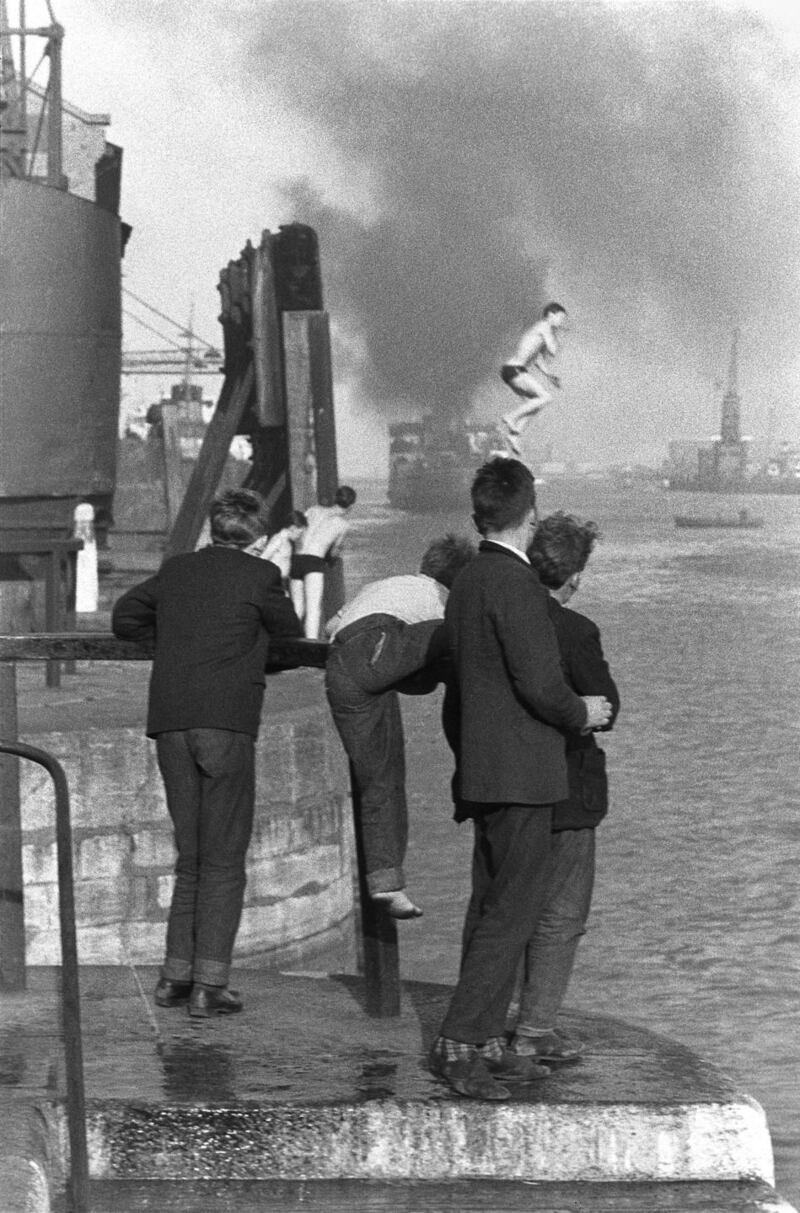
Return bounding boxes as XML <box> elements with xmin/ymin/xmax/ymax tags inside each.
<box><xmin>0</xmin><ymin>967</ymin><xmax>795</xmax><ymax>1212</ymax></box>
<box><xmin>2</xmin><ymin>646</ymin><xmax>796</xmax><ymax>1212</ymax></box>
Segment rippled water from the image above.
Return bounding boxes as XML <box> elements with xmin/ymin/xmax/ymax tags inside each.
<box><xmin>339</xmin><ymin>476</ymin><xmax>800</xmax><ymax>1205</ymax></box>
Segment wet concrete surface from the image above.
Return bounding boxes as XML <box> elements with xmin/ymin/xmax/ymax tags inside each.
<box><xmin>0</xmin><ymin>966</ymin><xmax>786</xmax><ymax>1207</ymax></box>
<box><xmin>0</xmin><ymin>965</ymin><xmax>758</xmax><ymax>1111</ymax></box>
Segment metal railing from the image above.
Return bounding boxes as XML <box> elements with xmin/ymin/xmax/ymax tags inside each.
<box><xmin>0</xmin><ymin>631</ymin><xmax>401</xmax><ymax>1209</ymax></box>
<box><xmin>0</xmin><ymin>739</ymin><xmax>90</xmax><ymax>1213</ymax></box>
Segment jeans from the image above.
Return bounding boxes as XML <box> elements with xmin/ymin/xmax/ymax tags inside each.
<box><xmin>513</xmin><ymin>827</ymin><xmax>595</xmax><ymax>1035</ymax></box>
<box><xmin>325</xmin><ymin>616</ymin><xmax>443</xmax><ymax>894</ymax></box>
<box><xmin>156</xmin><ymin>728</ymin><xmax>255</xmax><ymax>987</ymax></box>
<box><xmin>440</xmin><ymin>804</ymin><xmax>553</xmax><ymax>1044</ymax></box>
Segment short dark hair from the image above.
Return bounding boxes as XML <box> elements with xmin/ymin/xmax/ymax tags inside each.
<box><xmin>335</xmin><ymin>485</ymin><xmax>357</xmax><ymax>509</ymax></box>
<box><xmin>471</xmin><ymin>457</ymin><xmax>536</xmax><ymax>536</ymax></box>
<box><xmin>528</xmin><ymin>511</ymin><xmax>600</xmax><ymax>588</ymax></box>
<box><xmin>419</xmin><ymin>533</ymin><xmax>476</xmax><ymax>588</ymax></box>
<box><xmin>209</xmin><ymin>488</ymin><xmax>268</xmax><ymax>547</ymax></box>
<box><xmin>286</xmin><ymin>509</ymin><xmax>308</xmax><ymax>528</ymax></box>
<box><xmin>543</xmin><ymin>301</ymin><xmax>566</xmax><ymax>318</ymax></box>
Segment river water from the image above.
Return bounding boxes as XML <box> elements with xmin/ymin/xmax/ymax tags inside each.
<box><xmin>333</xmin><ymin>475</ymin><xmax>800</xmax><ymax>1206</ymax></box>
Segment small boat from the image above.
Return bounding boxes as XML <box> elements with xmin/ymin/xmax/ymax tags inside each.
<box><xmin>674</xmin><ymin>509</ymin><xmax>764</xmax><ymax>530</ymax></box>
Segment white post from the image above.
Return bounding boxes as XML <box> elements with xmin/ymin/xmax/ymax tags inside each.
<box><xmin>73</xmin><ymin>503</ymin><xmax>99</xmax><ymax>614</ymax></box>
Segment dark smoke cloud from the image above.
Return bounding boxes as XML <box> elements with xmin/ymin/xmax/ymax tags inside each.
<box><xmin>243</xmin><ymin>1</ymin><xmax>800</xmax><ymax>448</ymax></box>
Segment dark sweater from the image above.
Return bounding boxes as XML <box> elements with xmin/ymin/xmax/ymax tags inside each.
<box><xmin>112</xmin><ymin>545</ymin><xmax>303</xmax><ymax>737</ymax></box>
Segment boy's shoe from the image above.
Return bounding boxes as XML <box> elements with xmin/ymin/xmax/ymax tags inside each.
<box><xmin>484</xmin><ymin>1050</ymin><xmax>551</xmax><ymax>1082</ymax></box>
<box><xmin>188</xmin><ymin>985</ymin><xmax>243</xmax><ymax>1017</ymax></box>
<box><xmin>428</xmin><ymin>1048</ymin><xmax>511</xmax><ymax>1100</ymax></box>
<box><xmin>511</xmin><ymin>1028</ymin><xmax>583</xmax><ymax>1061</ymax></box>
<box><xmin>154</xmin><ymin>977</ymin><xmax>192</xmax><ymax>1008</ymax></box>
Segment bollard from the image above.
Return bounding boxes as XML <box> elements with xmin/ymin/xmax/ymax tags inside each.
<box><xmin>73</xmin><ymin>503</ymin><xmax>99</xmax><ymax>614</ymax></box>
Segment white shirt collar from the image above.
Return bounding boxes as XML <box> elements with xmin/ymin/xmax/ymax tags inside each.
<box><xmin>485</xmin><ymin>538</ymin><xmax>530</xmax><ymax>564</ymax></box>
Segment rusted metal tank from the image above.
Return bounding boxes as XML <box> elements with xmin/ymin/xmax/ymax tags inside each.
<box><xmin>0</xmin><ymin>176</ymin><xmax>122</xmax><ymax>535</ymax></box>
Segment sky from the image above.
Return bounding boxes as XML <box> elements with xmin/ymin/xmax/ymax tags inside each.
<box><xmin>44</xmin><ymin>0</ymin><xmax>800</xmax><ymax>474</ymax></box>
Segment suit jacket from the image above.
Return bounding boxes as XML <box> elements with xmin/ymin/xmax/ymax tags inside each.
<box><xmin>548</xmin><ymin>598</ymin><xmax>620</xmax><ymax>830</ymax></box>
<box><xmin>445</xmin><ymin>541</ymin><xmax>588</xmax><ymax>806</ymax></box>
<box><xmin>111</xmin><ymin>545</ymin><xmax>303</xmax><ymax>737</ymax></box>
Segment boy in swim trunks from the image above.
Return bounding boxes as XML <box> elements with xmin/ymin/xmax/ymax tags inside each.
<box><xmin>290</xmin><ymin>485</ymin><xmax>357</xmax><ymax>638</ymax></box>
<box><xmin>501</xmin><ymin>303</ymin><xmax>567</xmax><ymax>455</ymax></box>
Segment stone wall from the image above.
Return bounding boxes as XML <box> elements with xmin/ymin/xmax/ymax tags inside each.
<box><xmin>19</xmin><ymin>704</ymin><xmax>355</xmax><ymax>968</ymax></box>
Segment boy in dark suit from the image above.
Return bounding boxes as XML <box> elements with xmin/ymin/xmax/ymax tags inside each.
<box><xmin>507</xmin><ymin>512</ymin><xmax>620</xmax><ymax>1061</ymax></box>
<box><xmin>429</xmin><ymin>458</ymin><xmax>612</xmax><ymax>1099</ymax></box>
<box><xmin>112</xmin><ymin>489</ymin><xmax>303</xmax><ymax>1017</ymax></box>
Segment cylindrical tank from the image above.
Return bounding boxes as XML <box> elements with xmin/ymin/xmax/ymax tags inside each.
<box><xmin>0</xmin><ymin>176</ymin><xmax>122</xmax><ymax>532</ymax></box>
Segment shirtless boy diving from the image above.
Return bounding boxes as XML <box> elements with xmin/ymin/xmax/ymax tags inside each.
<box><xmin>501</xmin><ymin>302</ymin><xmax>567</xmax><ymax>455</ymax></box>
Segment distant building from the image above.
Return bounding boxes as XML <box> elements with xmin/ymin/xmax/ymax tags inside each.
<box><xmin>665</xmin><ymin>331</ymin><xmax>799</xmax><ymax>493</ymax></box>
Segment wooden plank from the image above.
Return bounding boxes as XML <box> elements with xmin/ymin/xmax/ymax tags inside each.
<box><xmin>163</xmin><ymin>363</ymin><xmax>254</xmax><ymax>559</ymax></box>
<box><xmin>281</xmin><ymin>311</ymin><xmax>346</xmax><ymax>620</ymax></box>
<box><xmin>349</xmin><ymin>763</ymin><xmax>401</xmax><ymax>1018</ymax></box>
<box><xmin>250</xmin><ymin>233</ymin><xmax>285</xmax><ymax>427</ymax></box>
<box><xmin>282</xmin><ymin>311</ymin><xmax>318</xmax><ymax>511</ymax></box>
<box><xmin>0</xmin><ymin>632</ymin><xmax>329</xmax><ymax>669</ymax></box>
<box><xmin>244</xmin><ymin>428</ymin><xmax>292</xmax><ymax>531</ymax></box>
<box><xmin>306</xmin><ymin>311</ymin><xmax>340</xmax><ymax>505</ymax></box>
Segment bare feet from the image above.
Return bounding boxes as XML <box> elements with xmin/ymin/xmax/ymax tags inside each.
<box><xmin>372</xmin><ymin>890</ymin><xmax>423</xmax><ymax>919</ymax></box>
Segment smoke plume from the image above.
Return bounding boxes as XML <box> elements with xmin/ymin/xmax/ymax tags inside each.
<box><xmin>242</xmin><ymin>1</ymin><xmax>800</xmax><ymax>453</ymax></box>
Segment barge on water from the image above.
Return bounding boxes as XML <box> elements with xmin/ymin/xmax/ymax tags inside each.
<box><xmin>388</xmin><ymin>417</ymin><xmax>506</xmax><ymax>511</ymax></box>
<box><xmin>674</xmin><ymin>509</ymin><xmax>764</xmax><ymax>530</ymax></box>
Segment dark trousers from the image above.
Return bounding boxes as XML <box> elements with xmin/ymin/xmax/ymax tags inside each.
<box><xmin>156</xmin><ymin>728</ymin><xmax>255</xmax><ymax>987</ymax></box>
<box><xmin>325</xmin><ymin>615</ymin><xmax>443</xmax><ymax>894</ymax></box>
<box><xmin>441</xmin><ymin>804</ymin><xmax>553</xmax><ymax>1044</ymax></box>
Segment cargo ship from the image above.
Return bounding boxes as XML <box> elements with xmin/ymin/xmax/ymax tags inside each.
<box><xmin>387</xmin><ymin>417</ymin><xmax>506</xmax><ymax>511</ymax></box>
<box><xmin>674</xmin><ymin>509</ymin><xmax>764</xmax><ymax>530</ymax></box>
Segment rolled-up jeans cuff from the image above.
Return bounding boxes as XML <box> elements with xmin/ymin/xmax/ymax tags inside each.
<box><xmin>162</xmin><ymin>957</ymin><xmax>193</xmax><ymax>983</ymax></box>
<box><xmin>192</xmin><ymin>957</ymin><xmax>230</xmax><ymax>987</ymax></box>
<box><xmin>367</xmin><ymin>866</ymin><xmax>405</xmax><ymax>896</ymax></box>
<box><xmin>514</xmin><ymin>1024</ymin><xmax>555</xmax><ymax>1038</ymax></box>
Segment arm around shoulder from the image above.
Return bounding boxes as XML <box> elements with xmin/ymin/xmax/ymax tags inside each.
<box><xmin>570</xmin><ymin>615</ymin><xmax>620</xmax><ymax>729</ymax></box>
<box><xmin>499</xmin><ymin>574</ymin><xmax>588</xmax><ymax>732</ymax></box>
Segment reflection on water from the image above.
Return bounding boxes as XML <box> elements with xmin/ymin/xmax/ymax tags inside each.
<box><xmin>343</xmin><ymin>479</ymin><xmax>800</xmax><ymax>1206</ymax></box>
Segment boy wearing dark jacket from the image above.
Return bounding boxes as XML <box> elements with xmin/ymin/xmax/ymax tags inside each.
<box><xmin>112</xmin><ymin>489</ymin><xmax>302</xmax><ymax>1017</ymax></box>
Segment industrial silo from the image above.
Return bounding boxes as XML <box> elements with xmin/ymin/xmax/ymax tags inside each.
<box><xmin>0</xmin><ymin>9</ymin><xmax>126</xmax><ymax>541</ymax></box>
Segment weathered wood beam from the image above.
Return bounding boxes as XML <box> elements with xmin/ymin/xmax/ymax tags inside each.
<box><xmin>0</xmin><ymin>632</ymin><xmax>329</xmax><ymax>670</ymax></box>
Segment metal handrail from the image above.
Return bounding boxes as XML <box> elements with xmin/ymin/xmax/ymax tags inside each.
<box><xmin>0</xmin><ymin>740</ymin><xmax>89</xmax><ymax>1213</ymax></box>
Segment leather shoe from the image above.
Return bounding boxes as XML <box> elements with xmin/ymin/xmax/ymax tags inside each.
<box><xmin>188</xmin><ymin>984</ymin><xmax>243</xmax><ymax>1018</ymax></box>
<box><xmin>154</xmin><ymin>977</ymin><xmax>192</xmax><ymax>1008</ymax></box>
<box><xmin>484</xmin><ymin>1050</ymin><xmax>550</xmax><ymax>1082</ymax></box>
<box><xmin>428</xmin><ymin>1049</ymin><xmax>510</xmax><ymax>1100</ymax></box>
